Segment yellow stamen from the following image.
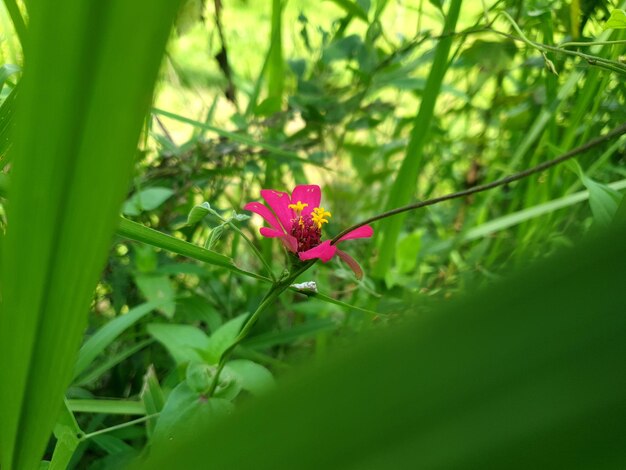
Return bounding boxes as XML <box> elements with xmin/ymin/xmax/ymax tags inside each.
<box><xmin>311</xmin><ymin>207</ymin><xmax>331</xmax><ymax>229</ymax></box>
<box><xmin>288</xmin><ymin>200</ymin><xmax>309</xmax><ymax>214</ymax></box>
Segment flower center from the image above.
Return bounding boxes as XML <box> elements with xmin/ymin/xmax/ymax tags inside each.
<box><xmin>288</xmin><ymin>202</ymin><xmax>332</xmax><ymax>252</ymax></box>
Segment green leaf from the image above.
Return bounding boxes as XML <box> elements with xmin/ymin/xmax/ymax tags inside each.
<box><xmin>138</xmin><ymin>224</ymin><xmax>626</xmax><ymax>469</ymax></box>
<box><xmin>581</xmin><ymin>176</ymin><xmax>623</xmax><ymax>227</ymax></box>
<box><xmin>74</xmin><ymin>302</ymin><xmax>160</xmax><ymax>379</ymax></box>
<box><xmin>141</xmin><ymin>365</ymin><xmax>165</xmax><ymax>438</ymax></box>
<box><xmin>150</xmin><ymin>383</ymin><xmax>233</xmax><ymax>447</ymax></box>
<box><xmin>204</xmin><ymin>314</ymin><xmax>247</xmax><ymax>363</ymax></box>
<box><xmin>122</xmin><ymin>187</ymin><xmax>174</xmax><ymax>216</ymax></box>
<box><xmin>604</xmin><ymin>9</ymin><xmax>626</xmax><ymax>29</ymax></box>
<box><xmin>117</xmin><ymin>217</ymin><xmax>262</xmax><ymax>280</ymax></box>
<box><xmin>176</xmin><ymin>295</ymin><xmax>222</xmax><ymax>332</ymax></box>
<box><xmin>0</xmin><ymin>2</ymin><xmax>179</xmax><ymax>464</ymax></box>
<box><xmin>147</xmin><ymin>323</ymin><xmax>209</xmax><ymax>365</ymax></box>
<box><xmin>186</xmin><ymin>201</ymin><xmax>212</xmax><ymax>225</ymax></box>
<box><xmin>204</xmin><ymin>314</ymin><xmax>248</xmax><ymax>364</ymax></box>
<box><xmin>396</xmin><ymin>231</ymin><xmax>422</xmax><ymax>274</ymax></box>
<box><xmin>49</xmin><ymin>400</ymin><xmax>82</xmax><ymax>470</ymax></box>
<box><xmin>134</xmin><ymin>274</ymin><xmax>176</xmax><ymax>318</ymax></box>
<box><xmin>225</xmin><ymin>359</ymin><xmax>275</xmax><ymax>396</ymax></box>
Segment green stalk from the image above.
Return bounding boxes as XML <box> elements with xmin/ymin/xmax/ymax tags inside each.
<box><xmin>207</xmin><ymin>261</ymin><xmax>314</xmax><ymax>396</ymax></box>
<box><xmin>267</xmin><ymin>0</ymin><xmax>285</xmax><ymax>110</ymax></box>
<box><xmin>371</xmin><ymin>0</ymin><xmax>463</xmax><ymax>277</ymax></box>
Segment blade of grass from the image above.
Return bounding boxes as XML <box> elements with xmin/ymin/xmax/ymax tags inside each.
<box><xmin>49</xmin><ymin>400</ymin><xmax>83</xmax><ymax>470</ymax></box>
<box><xmin>117</xmin><ymin>217</ymin><xmax>267</xmax><ymax>281</ymax></box>
<box><xmin>74</xmin><ymin>339</ymin><xmax>154</xmax><ymax>387</ymax></box>
<box><xmin>462</xmin><ymin>178</ymin><xmax>626</xmax><ymax>242</ymax></box>
<box><xmin>67</xmin><ymin>399</ymin><xmax>146</xmax><ymax>415</ymax></box>
<box><xmin>0</xmin><ymin>1</ymin><xmax>180</xmax><ymax>468</ymax></box>
<box><xmin>373</xmin><ymin>0</ymin><xmax>462</xmax><ymax>277</ymax></box>
<box><xmin>73</xmin><ymin>301</ymin><xmax>161</xmax><ymax>379</ymax></box>
<box><xmin>267</xmin><ymin>0</ymin><xmax>284</xmax><ymax>111</ymax></box>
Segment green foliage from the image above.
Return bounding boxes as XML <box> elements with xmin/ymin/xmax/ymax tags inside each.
<box><xmin>1</xmin><ymin>0</ymin><xmax>625</xmax><ymax>466</ymax></box>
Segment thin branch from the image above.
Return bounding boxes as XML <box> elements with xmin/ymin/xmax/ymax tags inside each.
<box><xmin>80</xmin><ymin>413</ymin><xmax>160</xmax><ymax>440</ymax></box>
<box><xmin>332</xmin><ymin>122</ymin><xmax>626</xmax><ymax>243</ymax></box>
<box><xmin>496</xmin><ymin>11</ymin><xmax>626</xmax><ymax>76</ymax></box>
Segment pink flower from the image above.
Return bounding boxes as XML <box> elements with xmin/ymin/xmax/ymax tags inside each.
<box><xmin>244</xmin><ymin>185</ymin><xmax>373</xmax><ymax>279</ymax></box>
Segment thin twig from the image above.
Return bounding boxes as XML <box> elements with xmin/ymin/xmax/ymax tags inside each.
<box><xmin>332</xmin><ymin>122</ymin><xmax>626</xmax><ymax>243</ymax></box>
<box><xmin>80</xmin><ymin>413</ymin><xmax>160</xmax><ymax>440</ymax></box>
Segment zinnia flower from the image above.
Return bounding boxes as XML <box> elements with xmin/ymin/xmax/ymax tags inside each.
<box><xmin>244</xmin><ymin>185</ymin><xmax>373</xmax><ymax>279</ymax></box>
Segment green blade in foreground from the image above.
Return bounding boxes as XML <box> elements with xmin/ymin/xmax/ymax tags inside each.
<box><xmin>0</xmin><ymin>1</ymin><xmax>180</xmax><ymax>469</ymax></box>
<box><xmin>139</xmin><ymin>224</ymin><xmax>626</xmax><ymax>469</ymax></box>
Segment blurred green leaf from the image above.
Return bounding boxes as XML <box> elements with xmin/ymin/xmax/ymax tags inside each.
<box><xmin>134</xmin><ymin>274</ymin><xmax>176</xmax><ymax>318</ymax></box>
<box><xmin>186</xmin><ymin>201</ymin><xmax>212</xmax><ymax>225</ymax></box>
<box><xmin>396</xmin><ymin>231</ymin><xmax>422</xmax><ymax>274</ymax></box>
<box><xmin>49</xmin><ymin>400</ymin><xmax>82</xmax><ymax>470</ymax></box>
<box><xmin>581</xmin><ymin>176</ymin><xmax>623</xmax><ymax>227</ymax></box>
<box><xmin>141</xmin><ymin>365</ymin><xmax>165</xmax><ymax>439</ymax></box>
<box><xmin>204</xmin><ymin>314</ymin><xmax>247</xmax><ymax>364</ymax></box>
<box><xmin>604</xmin><ymin>9</ymin><xmax>626</xmax><ymax>29</ymax></box>
<box><xmin>122</xmin><ymin>187</ymin><xmax>174</xmax><ymax>216</ymax></box>
<box><xmin>74</xmin><ymin>301</ymin><xmax>161</xmax><ymax>379</ymax></box>
<box><xmin>0</xmin><ymin>1</ymin><xmax>180</xmax><ymax>466</ymax></box>
<box><xmin>225</xmin><ymin>359</ymin><xmax>275</xmax><ymax>396</ymax></box>
<box><xmin>147</xmin><ymin>323</ymin><xmax>209</xmax><ymax>365</ymax></box>
<box><xmin>150</xmin><ymin>383</ymin><xmax>233</xmax><ymax>447</ymax></box>
<box><xmin>139</xmin><ymin>224</ymin><xmax>626</xmax><ymax>469</ymax></box>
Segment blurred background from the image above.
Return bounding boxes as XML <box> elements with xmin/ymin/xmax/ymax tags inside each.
<box><xmin>1</xmin><ymin>0</ymin><xmax>625</xmax><ymax>466</ymax></box>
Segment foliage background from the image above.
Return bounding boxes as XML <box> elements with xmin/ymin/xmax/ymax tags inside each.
<box><xmin>0</xmin><ymin>0</ymin><xmax>625</xmax><ymax>468</ymax></box>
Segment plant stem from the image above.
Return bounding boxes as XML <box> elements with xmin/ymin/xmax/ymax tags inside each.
<box><xmin>559</xmin><ymin>39</ymin><xmax>626</xmax><ymax>48</ymax></box>
<box><xmin>332</xmin><ymin>122</ymin><xmax>626</xmax><ymax>243</ymax></box>
<box><xmin>80</xmin><ymin>414</ymin><xmax>160</xmax><ymax>441</ymax></box>
<box><xmin>207</xmin><ymin>261</ymin><xmax>315</xmax><ymax>396</ymax></box>
<box><xmin>497</xmin><ymin>11</ymin><xmax>626</xmax><ymax>76</ymax></box>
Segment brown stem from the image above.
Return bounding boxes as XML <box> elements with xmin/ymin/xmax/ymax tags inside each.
<box><xmin>331</xmin><ymin>122</ymin><xmax>626</xmax><ymax>244</ymax></box>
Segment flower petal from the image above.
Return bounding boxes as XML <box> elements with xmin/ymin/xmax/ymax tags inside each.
<box><xmin>336</xmin><ymin>249</ymin><xmax>364</xmax><ymax>280</ymax></box>
<box><xmin>338</xmin><ymin>224</ymin><xmax>374</xmax><ymax>242</ymax></box>
<box><xmin>261</xmin><ymin>189</ymin><xmax>293</xmax><ymax>232</ymax></box>
<box><xmin>290</xmin><ymin>185</ymin><xmax>321</xmax><ymax>217</ymax></box>
<box><xmin>259</xmin><ymin>227</ymin><xmax>285</xmax><ymax>238</ymax></box>
<box><xmin>259</xmin><ymin>228</ymin><xmax>298</xmax><ymax>252</ymax></box>
<box><xmin>243</xmin><ymin>201</ymin><xmax>283</xmax><ymax>232</ymax></box>
<box><xmin>298</xmin><ymin>240</ymin><xmax>336</xmax><ymax>262</ymax></box>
